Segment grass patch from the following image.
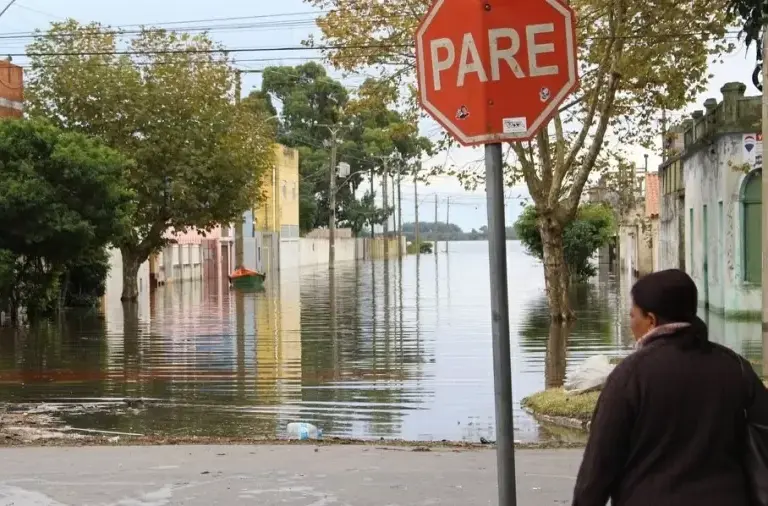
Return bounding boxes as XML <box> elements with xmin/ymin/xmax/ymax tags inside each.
<box><xmin>521</xmin><ymin>389</ymin><xmax>599</xmax><ymax>423</ymax></box>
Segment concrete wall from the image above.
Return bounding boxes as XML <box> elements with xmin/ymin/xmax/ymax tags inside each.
<box><xmin>279</xmin><ymin>238</ymin><xmax>301</xmax><ymax>271</ymax></box>
<box><xmin>296</xmin><ymin>236</ymin><xmax>403</xmax><ymax>267</ymax></box>
<box><xmin>155</xmin><ymin>244</ymin><xmax>204</xmax><ymax>284</ymax></box>
<box><xmin>299</xmin><ymin>237</ymin><xmax>357</xmax><ymax>266</ymax></box>
<box><xmin>659</xmin><ymin>192</ymin><xmax>685</xmax><ymax>270</ymax></box>
<box><xmin>618</xmin><ymin>205</ymin><xmax>654</xmax><ymax>278</ymax></box>
<box><xmin>650</xmin><ymin>218</ymin><xmax>660</xmax><ymax>273</ymax></box>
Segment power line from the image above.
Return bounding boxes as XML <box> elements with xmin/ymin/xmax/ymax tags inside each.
<box><xmin>4</xmin><ymin>30</ymin><xmax>748</xmax><ymax>59</ymax></box>
<box><xmin>8</xmin><ymin>43</ymin><xmax>405</xmax><ymax>58</ymax></box>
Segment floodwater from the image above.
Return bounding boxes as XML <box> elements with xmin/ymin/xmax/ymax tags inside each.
<box><xmin>0</xmin><ymin>241</ymin><xmax>761</xmax><ymax>442</ymax></box>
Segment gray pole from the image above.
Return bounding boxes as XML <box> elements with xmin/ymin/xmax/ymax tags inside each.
<box><xmin>446</xmin><ymin>196</ymin><xmax>450</xmax><ymax>253</ymax></box>
<box><xmin>485</xmin><ymin>143</ymin><xmax>517</xmax><ymax>506</ymax></box>
<box><xmin>397</xmin><ymin>166</ymin><xmax>403</xmax><ymax>258</ymax></box>
<box><xmin>414</xmin><ymin>165</ymin><xmax>420</xmax><ymax>252</ymax></box>
<box><xmin>383</xmin><ymin>159</ymin><xmax>390</xmax><ymax>259</ymax></box>
<box><xmin>329</xmin><ymin>128</ymin><xmax>338</xmax><ymax>271</ymax></box>
<box><xmin>762</xmin><ymin>29</ymin><xmax>768</xmax><ymax>377</ymax></box>
<box><xmin>434</xmin><ymin>194</ymin><xmax>438</xmax><ymax>254</ymax></box>
<box><xmin>370</xmin><ymin>167</ymin><xmax>375</xmax><ymax>238</ymax></box>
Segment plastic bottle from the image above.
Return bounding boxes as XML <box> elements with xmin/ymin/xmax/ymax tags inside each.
<box><xmin>286</xmin><ymin>422</ymin><xmax>323</xmax><ymax>440</ymax></box>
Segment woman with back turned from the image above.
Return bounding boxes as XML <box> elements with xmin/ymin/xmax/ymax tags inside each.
<box><xmin>572</xmin><ymin>269</ymin><xmax>768</xmax><ymax>506</ymax></box>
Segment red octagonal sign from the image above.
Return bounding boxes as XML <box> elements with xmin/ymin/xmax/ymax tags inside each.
<box><xmin>416</xmin><ymin>0</ymin><xmax>578</xmax><ymax>146</ymax></box>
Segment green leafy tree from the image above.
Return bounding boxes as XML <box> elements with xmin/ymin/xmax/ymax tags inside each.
<box><xmin>259</xmin><ymin>63</ymin><xmax>351</xmax><ymax>233</ymax></box>
<box><xmin>25</xmin><ymin>20</ymin><xmax>275</xmax><ymax>300</ymax></box>
<box><xmin>258</xmin><ymin>64</ymin><xmax>430</xmax><ymax>235</ymax></box>
<box><xmin>59</xmin><ymin>247</ymin><xmax>111</xmax><ymax>308</ymax></box>
<box><xmin>0</xmin><ymin>118</ymin><xmax>134</xmax><ymax>323</ymax></box>
<box><xmin>515</xmin><ymin>203</ymin><xmax>616</xmax><ymax>282</ymax></box>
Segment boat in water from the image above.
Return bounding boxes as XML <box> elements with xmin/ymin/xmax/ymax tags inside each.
<box><xmin>228</xmin><ymin>266</ymin><xmax>266</xmax><ymax>291</ymax></box>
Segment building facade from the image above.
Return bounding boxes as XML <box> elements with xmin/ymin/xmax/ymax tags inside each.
<box><xmin>658</xmin><ymin>126</ymin><xmax>686</xmax><ymax>271</ymax></box>
<box><xmin>241</xmin><ymin>144</ymin><xmax>301</xmax><ymax>272</ymax></box>
<box><xmin>658</xmin><ymin>82</ymin><xmax>762</xmax><ymax>317</ymax></box>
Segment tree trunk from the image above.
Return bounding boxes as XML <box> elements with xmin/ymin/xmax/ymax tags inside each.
<box><xmin>545</xmin><ymin>322</ymin><xmax>570</xmax><ymax>389</ymax></box>
<box><xmin>539</xmin><ymin>218</ymin><xmax>573</xmax><ymax>321</ymax></box>
<box><xmin>120</xmin><ymin>247</ymin><xmax>142</xmax><ymax>301</ymax></box>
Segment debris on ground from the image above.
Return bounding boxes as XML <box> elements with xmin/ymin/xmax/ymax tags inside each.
<box><xmin>0</xmin><ymin>400</ymin><xmax>146</xmax><ymax>445</ymax></box>
<box><xmin>564</xmin><ymin>355</ymin><xmax>616</xmax><ymax>395</ymax></box>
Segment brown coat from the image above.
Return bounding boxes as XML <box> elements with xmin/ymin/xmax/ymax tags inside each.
<box><xmin>572</xmin><ymin>323</ymin><xmax>768</xmax><ymax>506</ymax></box>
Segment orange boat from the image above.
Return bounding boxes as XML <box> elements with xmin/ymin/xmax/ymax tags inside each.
<box><xmin>228</xmin><ymin>266</ymin><xmax>266</xmax><ymax>290</ymax></box>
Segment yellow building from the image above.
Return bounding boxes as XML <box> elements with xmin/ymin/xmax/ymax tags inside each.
<box><xmin>242</xmin><ymin>144</ymin><xmax>300</xmax><ymax>272</ymax></box>
<box><xmin>253</xmin><ymin>144</ymin><xmax>300</xmax><ymax>237</ymax></box>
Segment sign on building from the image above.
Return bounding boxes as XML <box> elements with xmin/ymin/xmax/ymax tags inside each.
<box><xmin>743</xmin><ymin>133</ymin><xmax>763</xmax><ymax>171</ymax></box>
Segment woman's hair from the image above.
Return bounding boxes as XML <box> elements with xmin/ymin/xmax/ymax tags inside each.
<box><xmin>631</xmin><ymin>269</ymin><xmax>698</xmax><ymax>325</ymax></box>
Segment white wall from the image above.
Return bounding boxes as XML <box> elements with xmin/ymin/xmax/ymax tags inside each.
<box><xmin>279</xmin><ymin>239</ymin><xmax>301</xmax><ymax>270</ymax></box>
<box><xmin>157</xmin><ymin>244</ymin><xmax>204</xmax><ymax>283</ymax></box>
<box><xmin>298</xmin><ymin>237</ymin><xmax>358</xmax><ymax>266</ymax></box>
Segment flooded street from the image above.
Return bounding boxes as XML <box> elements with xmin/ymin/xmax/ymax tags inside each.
<box><xmin>0</xmin><ymin>241</ymin><xmax>760</xmax><ymax>443</ymax></box>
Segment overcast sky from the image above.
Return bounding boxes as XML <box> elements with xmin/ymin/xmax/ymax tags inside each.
<box><xmin>2</xmin><ymin>1</ymin><xmax>760</xmax><ymax>230</ymax></box>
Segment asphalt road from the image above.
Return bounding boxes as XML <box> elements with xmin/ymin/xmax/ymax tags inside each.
<box><xmin>0</xmin><ymin>445</ymin><xmax>582</xmax><ymax>505</ymax></box>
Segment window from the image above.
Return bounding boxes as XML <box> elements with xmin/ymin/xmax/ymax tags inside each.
<box><xmin>292</xmin><ymin>183</ymin><xmax>297</xmax><ymax>200</ymax></box>
<box><xmin>282</xmin><ymin>181</ymin><xmax>287</xmax><ymax>199</ymax></box>
<box><xmin>743</xmin><ymin>171</ymin><xmax>762</xmax><ymax>284</ymax></box>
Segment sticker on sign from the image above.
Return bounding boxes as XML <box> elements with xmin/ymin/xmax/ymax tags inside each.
<box><xmin>502</xmin><ymin>117</ymin><xmax>527</xmax><ymax>134</ymax></box>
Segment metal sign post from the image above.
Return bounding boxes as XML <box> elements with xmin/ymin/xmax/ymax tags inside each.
<box><xmin>485</xmin><ymin>142</ymin><xmax>517</xmax><ymax>505</ymax></box>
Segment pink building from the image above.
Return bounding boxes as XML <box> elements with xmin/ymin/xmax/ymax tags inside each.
<box><xmin>150</xmin><ymin>225</ymin><xmax>235</xmax><ymax>287</ymax></box>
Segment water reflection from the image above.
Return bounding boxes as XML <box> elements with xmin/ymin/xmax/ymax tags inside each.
<box><xmin>0</xmin><ymin>241</ymin><xmax>760</xmax><ymax>442</ymax></box>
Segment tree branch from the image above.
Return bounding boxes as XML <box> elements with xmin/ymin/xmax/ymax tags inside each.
<box><xmin>537</xmin><ymin>129</ymin><xmax>553</xmax><ymax>198</ymax></box>
<box><xmin>561</xmin><ymin>0</ymin><xmax>622</xmax><ymax>175</ymax></box>
<box><xmin>564</xmin><ymin>0</ymin><xmax>627</xmax><ymax>216</ymax></box>
<box><xmin>561</xmin><ymin>48</ymin><xmax>614</xmax><ymax>174</ymax></box>
<box><xmin>512</xmin><ymin>142</ymin><xmax>542</xmax><ymax>200</ymax></box>
<box><xmin>548</xmin><ymin>113</ymin><xmax>568</xmax><ymax>208</ymax></box>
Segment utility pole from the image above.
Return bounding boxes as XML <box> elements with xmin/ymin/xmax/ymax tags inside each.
<box><xmin>434</xmin><ymin>194</ymin><xmax>439</xmax><ymax>254</ymax></box>
<box><xmin>314</xmin><ymin>124</ymin><xmax>344</xmax><ymax>271</ymax></box>
<box><xmin>329</xmin><ymin>130</ymin><xmax>339</xmax><ymax>270</ymax></box>
<box><xmin>383</xmin><ymin>159</ymin><xmax>390</xmax><ymax>259</ymax></box>
<box><xmin>414</xmin><ymin>164</ymin><xmax>420</xmax><ymax>252</ymax></box>
<box><xmin>446</xmin><ymin>197</ymin><xmax>450</xmax><ymax>253</ymax></box>
<box><xmin>369</xmin><ymin>168</ymin><xmax>376</xmax><ymax>238</ymax></box>
<box><xmin>397</xmin><ymin>166</ymin><xmax>403</xmax><ymax>258</ymax></box>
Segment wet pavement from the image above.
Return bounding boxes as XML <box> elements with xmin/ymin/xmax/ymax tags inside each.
<box><xmin>0</xmin><ymin>445</ymin><xmax>583</xmax><ymax>505</ymax></box>
<box><xmin>0</xmin><ymin>242</ymin><xmax>760</xmax><ymax>443</ymax></box>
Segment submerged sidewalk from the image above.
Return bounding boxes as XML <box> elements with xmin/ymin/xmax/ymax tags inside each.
<box><xmin>0</xmin><ymin>445</ymin><xmax>582</xmax><ymax>505</ymax></box>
